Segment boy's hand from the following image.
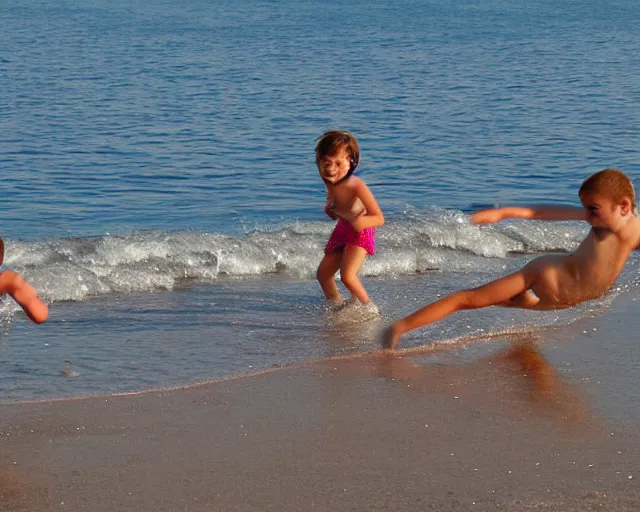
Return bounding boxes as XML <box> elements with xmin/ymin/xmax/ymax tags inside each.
<box><xmin>471</xmin><ymin>209</ymin><xmax>503</xmax><ymax>225</ymax></box>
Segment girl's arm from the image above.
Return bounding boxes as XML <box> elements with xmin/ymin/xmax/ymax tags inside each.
<box><xmin>471</xmin><ymin>205</ymin><xmax>586</xmax><ymax>225</ymax></box>
<box><xmin>350</xmin><ymin>180</ymin><xmax>384</xmax><ymax>232</ymax></box>
<box><xmin>324</xmin><ymin>200</ymin><xmax>338</xmax><ymax>220</ymax></box>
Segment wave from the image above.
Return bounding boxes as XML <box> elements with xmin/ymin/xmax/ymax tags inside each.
<box><xmin>4</xmin><ymin>209</ymin><xmax>588</xmax><ymax>303</ymax></box>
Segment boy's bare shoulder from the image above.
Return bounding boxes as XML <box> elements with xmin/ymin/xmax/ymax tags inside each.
<box><xmin>632</xmin><ymin>219</ymin><xmax>640</xmax><ymax>250</ymax></box>
<box><xmin>623</xmin><ymin>216</ymin><xmax>640</xmax><ymax>250</ymax></box>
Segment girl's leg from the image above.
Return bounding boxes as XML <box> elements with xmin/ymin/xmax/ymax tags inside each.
<box><xmin>316</xmin><ymin>251</ymin><xmax>344</xmax><ymax>303</ymax></box>
<box><xmin>340</xmin><ymin>245</ymin><xmax>370</xmax><ymax>304</ymax></box>
<box><xmin>383</xmin><ymin>270</ymin><xmax>529</xmax><ymax>349</ymax></box>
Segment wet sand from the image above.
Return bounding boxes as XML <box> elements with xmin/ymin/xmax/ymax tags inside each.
<box><xmin>2</xmin><ymin>298</ymin><xmax>640</xmax><ymax>511</ymax></box>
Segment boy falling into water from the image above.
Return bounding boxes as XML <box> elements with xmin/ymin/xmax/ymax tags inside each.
<box><xmin>383</xmin><ymin>169</ymin><xmax>640</xmax><ymax>349</ymax></box>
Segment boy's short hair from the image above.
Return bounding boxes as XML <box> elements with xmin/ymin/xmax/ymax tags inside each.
<box><xmin>579</xmin><ymin>168</ymin><xmax>636</xmax><ymax>210</ymax></box>
<box><xmin>315</xmin><ymin>130</ymin><xmax>360</xmax><ymax>171</ymax></box>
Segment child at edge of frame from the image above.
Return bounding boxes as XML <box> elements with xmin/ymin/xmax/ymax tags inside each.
<box><xmin>0</xmin><ymin>237</ymin><xmax>48</xmax><ymax>324</ymax></box>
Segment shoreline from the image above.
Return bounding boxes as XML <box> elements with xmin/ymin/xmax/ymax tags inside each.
<box><xmin>2</xmin><ymin>333</ymin><xmax>639</xmax><ymax>511</ymax></box>
<box><xmin>1</xmin><ymin>311</ymin><xmax>583</xmax><ymax>407</ymax></box>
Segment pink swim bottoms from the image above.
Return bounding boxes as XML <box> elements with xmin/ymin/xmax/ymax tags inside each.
<box><xmin>324</xmin><ymin>219</ymin><xmax>376</xmax><ymax>256</ymax></box>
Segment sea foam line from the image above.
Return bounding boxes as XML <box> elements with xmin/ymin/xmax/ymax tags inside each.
<box><xmin>3</xmin><ymin>212</ymin><xmax>588</xmax><ymax>304</ymax></box>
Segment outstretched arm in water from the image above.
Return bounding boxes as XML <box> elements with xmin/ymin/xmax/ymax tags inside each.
<box><xmin>471</xmin><ymin>205</ymin><xmax>586</xmax><ymax>224</ymax></box>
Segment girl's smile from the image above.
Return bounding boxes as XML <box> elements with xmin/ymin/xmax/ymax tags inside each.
<box><xmin>319</xmin><ymin>149</ymin><xmax>351</xmax><ymax>184</ymax></box>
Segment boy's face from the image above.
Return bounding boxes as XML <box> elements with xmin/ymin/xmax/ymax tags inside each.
<box><xmin>580</xmin><ymin>192</ymin><xmax>627</xmax><ymax>229</ymax></box>
<box><xmin>318</xmin><ymin>147</ymin><xmax>351</xmax><ymax>184</ymax></box>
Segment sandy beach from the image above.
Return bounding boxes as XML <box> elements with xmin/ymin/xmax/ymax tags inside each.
<box><xmin>2</xmin><ymin>292</ymin><xmax>640</xmax><ymax>512</ymax></box>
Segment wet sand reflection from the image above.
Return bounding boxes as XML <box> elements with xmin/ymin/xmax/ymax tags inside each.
<box><xmin>368</xmin><ymin>336</ymin><xmax>589</xmax><ymax>426</ymax></box>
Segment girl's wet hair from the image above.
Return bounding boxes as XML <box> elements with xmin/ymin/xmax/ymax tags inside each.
<box><xmin>315</xmin><ymin>130</ymin><xmax>360</xmax><ymax>178</ymax></box>
<box><xmin>579</xmin><ymin>168</ymin><xmax>636</xmax><ymax>210</ymax></box>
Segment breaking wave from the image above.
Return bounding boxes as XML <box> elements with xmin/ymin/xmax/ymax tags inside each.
<box><xmin>4</xmin><ymin>208</ymin><xmax>589</xmax><ymax>303</ymax></box>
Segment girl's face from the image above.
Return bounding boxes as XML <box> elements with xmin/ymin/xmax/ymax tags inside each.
<box><xmin>318</xmin><ymin>148</ymin><xmax>351</xmax><ymax>184</ymax></box>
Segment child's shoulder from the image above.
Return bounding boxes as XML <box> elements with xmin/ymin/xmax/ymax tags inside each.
<box><xmin>346</xmin><ymin>175</ymin><xmax>368</xmax><ymax>189</ymax></box>
<box><xmin>629</xmin><ymin>216</ymin><xmax>640</xmax><ymax>249</ymax></box>
<box><xmin>610</xmin><ymin>216</ymin><xmax>640</xmax><ymax>249</ymax></box>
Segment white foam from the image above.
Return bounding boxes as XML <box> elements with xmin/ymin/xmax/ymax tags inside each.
<box><xmin>324</xmin><ymin>300</ymin><xmax>381</xmax><ymax>326</ymax></box>
<box><xmin>0</xmin><ymin>210</ymin><xmax>603</xmax><ymax>303</ymax></box>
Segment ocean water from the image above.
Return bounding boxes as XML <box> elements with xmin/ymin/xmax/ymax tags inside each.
<box><xmin>1</xmin><ymin>0</ymin><xmax>640</xmax><ymax>402</ymax></box>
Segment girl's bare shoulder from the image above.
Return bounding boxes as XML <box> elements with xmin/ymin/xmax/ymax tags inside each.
<box><xmin>346</xmin><ymin>175</ymin><xmax>367</xmax><ymax>190</ymax></box>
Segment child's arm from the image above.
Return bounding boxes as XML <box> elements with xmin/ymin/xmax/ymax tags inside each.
<box><xmin>0</xmin><ymin>269</ymin><xmax>48</xmax><ymax>324</ymax></box>
<box><xmin>472</xmin><ymin>205</ymin><xmax>586</xmax><ymax>225</ymax></box>
<box><xmin>324</xmin><ymin>199</ymin><xmax>338</xmax><ymax>220</ymax></box>
<box><xmin>350</xmin><ymin>180</ymin><xmax>384</xmax><ymax>232</ymax></box>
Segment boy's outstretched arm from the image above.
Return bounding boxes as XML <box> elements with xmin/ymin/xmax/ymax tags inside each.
<box><xmin>472</xmin><ymin>205</ymin><xmax>586</xmax><ymax>224</ymax></box>
<box><xmin>0</xmin><ymin>269</ymin><xmax>48</xmax><ymax>324</ymax></box>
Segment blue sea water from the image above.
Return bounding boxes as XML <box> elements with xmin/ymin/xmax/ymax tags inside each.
<box><xmin>1</xmin><ymin>0</ymin><xmax>640</xmax><ymax>401</ymax></box>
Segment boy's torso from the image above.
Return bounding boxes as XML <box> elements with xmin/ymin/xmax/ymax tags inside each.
<box><xmin>527</xmin><ymin>222</ymin><xmax>640</xmax><ymax>307</ymax></box>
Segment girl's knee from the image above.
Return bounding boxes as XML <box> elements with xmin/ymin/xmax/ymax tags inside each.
<box><xmin>316</xmin><ymin>267</ymin><xmax>334</xmax><ymax>284</ymax></box>
<box><xmin>340</xmin><ymin>272</ymin><xmax>360</xmax><ymax>289</ymax></box>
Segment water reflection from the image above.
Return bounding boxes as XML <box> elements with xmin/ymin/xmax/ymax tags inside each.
<box><xmin>370</xmin><ymin>336</ymin><xmax>588</xmax><ymax>425</ymax></box>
